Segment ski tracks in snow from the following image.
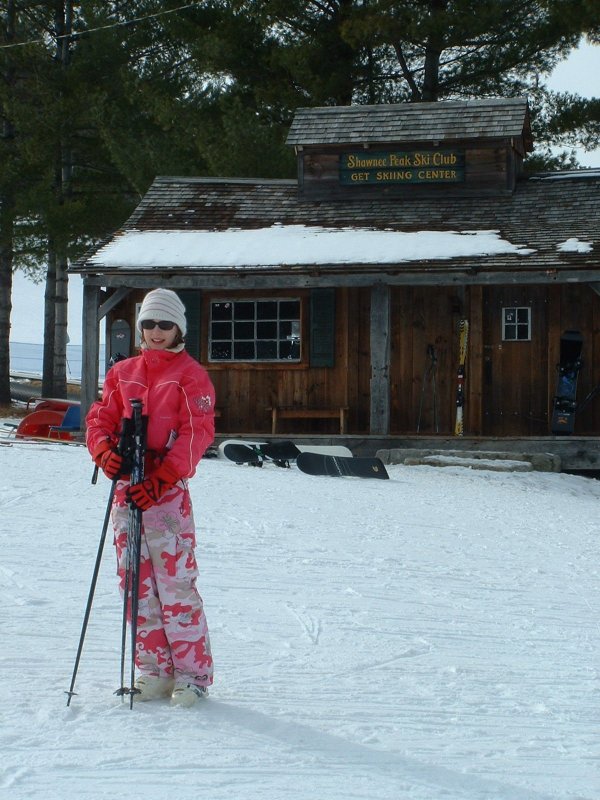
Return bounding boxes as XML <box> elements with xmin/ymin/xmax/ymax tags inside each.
<box><xmin>2</xmin><ymin>446</ymin><xmax>600</xmax><ymax>799</ymax></box>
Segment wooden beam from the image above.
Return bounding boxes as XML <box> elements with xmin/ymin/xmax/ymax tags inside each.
<box><xmin>76</xmin><ymin>268</ymin><xmax>600</xmax><ymax>290</ymax></box>
<box><xmin>99</xmin><ymin>286</ymin><xmax>131</xmax><ymax>319</ymax></box>
<box><xmin>589</xmin><ymin>283</ymin><xmax>600</xmax><ymax>297</ymax></box>
<box><xmin>81</xmin><ymin>282</ymin><xmax>100</xmax><ymax>426</ymax></box>
<box><xmin>370</xmin><ymin>284</ymin><xmax>391</xmax><ymax>435</ymax></box>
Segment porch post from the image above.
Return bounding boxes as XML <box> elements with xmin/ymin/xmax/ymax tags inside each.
<box><xmin>370</xmin><ymin>283</ymin><xmax>391</xmax><ymax>435</ymax></box>
<box><xmin>81</xmin><ymin>281</ymin><xmax>100</xmax><ymax>425</ymax></box>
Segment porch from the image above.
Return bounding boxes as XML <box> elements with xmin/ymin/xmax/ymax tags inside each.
<box><xmin>213</xmin><ymin>432</ymin><xmax>600</xmax><ymax>474</ymax></box>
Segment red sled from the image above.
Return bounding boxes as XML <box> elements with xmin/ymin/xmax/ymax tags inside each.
<box><xmin>15</xmin><ymin>401</ymin><xmax>81</xmax><ymax>442</ymax></box>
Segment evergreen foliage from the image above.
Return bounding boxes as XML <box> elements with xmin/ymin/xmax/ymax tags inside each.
<box><xmin>0</xmin><ymin>0</ymin><xmax>599</xmax><ymax>401</ymax></box>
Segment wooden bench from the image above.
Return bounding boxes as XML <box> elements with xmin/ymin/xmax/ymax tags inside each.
<box><xmin>268</xmin><ymin>406</ymin><xmax>348</xmax><ymax>435</ymax></box>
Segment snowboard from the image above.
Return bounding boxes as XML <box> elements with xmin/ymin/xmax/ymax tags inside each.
<box><xmin>219</xmin><ymin>439</ymin><xmax>352</xmax><ymax>461</ymax></box>
<box><xmin>550</xmin><ymin>330</ymin><xmax>583</xmax><ymax>435</ymax></box>
<box><xmin>222</xmin><ymin>440</ymin><xmax>301</xmax><ymax>467</ymax></box>
<box><xmin>109</xmin><ymin>319</ymin><xmax>131</xmax><ymax>368</ymax></box>
<box><xmin>296</xmin><ymin>451</ymin><xmax>389</xmax><ymax>480</ymax></box>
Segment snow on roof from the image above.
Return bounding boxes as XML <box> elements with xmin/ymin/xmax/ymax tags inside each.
<box><xmin>531</xmin><ymin>168</ymin><xmax>600</xmax><ymax>180</ymax></box>
<box><xmin>89</xmin><ymin>225</ymin><xmax>535</xmax><ymax>269</ymax></box>
<box><xmin>557</xmin><ymin>237</ymin><xmax>593</xmax><ymax>253</ymax></box>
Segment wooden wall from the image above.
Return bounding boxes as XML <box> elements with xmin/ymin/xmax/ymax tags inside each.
<box><xmin>388</xmin><ymin>286</ymin><xmax>461</xmax><ymax>434</ymax></box>
<box><xmin>204</xmin><ymin>288</ymin><xmax>357</xmax><ymax>435</ymax></box>
<box><xmin>107</xmin><ymin>283</ymin><xmax>600</xmax><ymax>438</ymax></box>
<box><xmin>389</xmin><ymin>283</ymin><xmax>600</xmax><ymax>437</ymax></box>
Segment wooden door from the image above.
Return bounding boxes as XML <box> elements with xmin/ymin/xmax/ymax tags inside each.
<box><xmin>482</xmin><ymin>287</ymin><xmax>549</xmax><ymax>436</ymax></box>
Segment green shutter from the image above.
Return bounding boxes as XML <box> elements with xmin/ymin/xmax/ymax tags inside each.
<box><xmin>178</xmin><ymin>289</ymin><xmax>202</xmax><ymax>362</ymax></box>
<box><xmin>310</xmin><ymin>288</ymin><xmax>336</xmax><ymax>368</ymax></box>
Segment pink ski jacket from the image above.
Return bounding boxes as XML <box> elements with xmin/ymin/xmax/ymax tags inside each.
<box><xmin>86</xmin><ymin>347</ymin><xmax>215</xmax><ymax>480</ymax></box>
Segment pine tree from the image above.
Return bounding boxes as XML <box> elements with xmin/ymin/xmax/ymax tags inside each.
<box><xmin>165</xmin><ymin>0</ymin><xmax>599</xmax><ymax>163</ymax></box>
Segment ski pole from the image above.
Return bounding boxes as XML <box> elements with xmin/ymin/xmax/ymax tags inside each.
<box><xmin>417</xmin><ymin>344</ymin><xmax>437</xmax><ymax>432</ymax></box>
<box><xmin>65</xmin><ymin>418</ymin><xmax>130</xmax><ymax>706</ymax></box>
<box><xmin>114</xmin><ymin>398</ymin><xmax>145</xmax><ymax>709</ymax></box>
<box><xmin>429</xmin><ymin>344</ymin><xmax>439</xmax><ymax>433</ymax></box>
<box><xmin>65</xmin><ymin>481</ymin><xmax>116</xmax><ymax>706</ymax></box>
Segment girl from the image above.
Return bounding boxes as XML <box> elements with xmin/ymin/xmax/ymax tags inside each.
<box><xmin>86</xmin><ymin>288</ymin><xmax>215</xmax><ymax>707</ymax></box>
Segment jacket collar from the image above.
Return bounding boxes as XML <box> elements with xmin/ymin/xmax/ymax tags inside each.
<box><xmin>141</xmin><ymin>346</ymin><xmax>185</xmax><ymax>368</ymax></box>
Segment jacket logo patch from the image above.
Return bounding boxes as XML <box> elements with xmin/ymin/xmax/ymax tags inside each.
<box><xmin>195</xmin><ymin>395</ymin><xmax>213</xmax><ymax>411</ymax></box>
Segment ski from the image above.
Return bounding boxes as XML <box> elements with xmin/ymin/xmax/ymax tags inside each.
<box><xmin>296</xmin><ymin>452</ymin><xmax>389</xmax><ymax>480</ymax></box>
<box><xmin>454</xmin><ymin>319</ymin><xmax>469</xmax><ymax>436</ymax></box>
<box><xmin>550</xmin><ymin>330</ymin><xmax>583</xmax><ymax>435</ymax></box>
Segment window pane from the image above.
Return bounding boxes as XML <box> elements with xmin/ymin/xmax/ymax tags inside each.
<box><xmin>504</xmin><ymin>324</ymin><xmax>516</xmax><ymax>340</ymax></box>
<box><xmin>517</xmin><ymin>308</ymin><xmax>529</xmax><ymax>323</ymax></box>
<box><xmin>517</xmin><ymin>326</ymin><xmax>529</xmax><ymax>340</ymax></box>
<box><xmin>234</xmin><ymin>302</ymin><xmax>255</xmax><ymax>321</ymax></box>
<box><xmin>279</xmin><ymin>340</ymin><xmax>300</xmax><ymax>359</ymax></box>
<box><xmin>257</xmin><ymin>301</ymin><xmax>278</xmax><ymax>320</ymax></box>
<box><xmin>279</xmin><ymin>320</ymin><xmax>292</xmax><ymax>338</ymax></box>
<box><xmin>212</xmin><ymin>302</ymin><xmax>232</xmax><ymax>321</ymax></box>
<box><xmin>211</xmin><ymin>342</ymin><xmax>231</xmax><ymax>360</ymax></box>
<box><xmin>257</xmin><ymin>321</ymin><xmax>277</xmax><ymax>339</ymax></box>
<box><xmin>234</xmin><ymin>341</ymin><xmax>255</xmax><ymax>359</ymax></box>
<box><xmin>257</xmin><ymin>340</ymin><xmax>278</xmax><ymax>359</ymax></box>
<box><xmin>234</xmin><ymin>321</ymin><xmax>254</xmax><ymax>340</ymax></box>
<box><xmin>211</xmin><ymin>321</ymin><xmax>231</xmax><ymax>339</ymax></box>
<box><xmin>280</xmin><ymin>300</ymin><xmax>300</xmax><ymax>319</ymax></box>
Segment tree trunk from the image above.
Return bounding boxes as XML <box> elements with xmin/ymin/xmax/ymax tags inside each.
<box><xmin>0</xmin><ymin>0</ymin><xmax>16</xmax><ymax>404</ymax></box>
<box><xmin>0</xmin><ymin>206</ymin><xmax>13</xmax><ymax>405</ymax></box>
<box><xmin>421</xmin><ymin>0</ymin><xmax>447</xmax><ymax>102</ymax></box>
<box><xmin>42</xmin><ymin>243</ymin><xmax>58</xmax><ymax>396</ymax></box>
<box><xmin>42</xmin><ymin>238</ymin><xmax>68</xmax><ymax>398</ymax></box>
<box><xmin>42</xmin><ymin>0</ymin><xmax>72</xmax><ymax>397</ymax></box>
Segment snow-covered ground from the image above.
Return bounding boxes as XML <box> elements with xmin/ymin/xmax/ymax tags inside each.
<box><xmin>1</xmin><ymin>437</ymin><xmax>599</xmax><ymax>800</ymax></box>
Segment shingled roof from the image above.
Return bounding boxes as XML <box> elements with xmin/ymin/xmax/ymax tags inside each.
<box><xmin>73</xmin><ymin>171</ymin><xmax>600</xmax><ymax>284</ymax></box>
<box><xmin>286</xmin><ymin>98</ymin><xmax>532</xmax><ymax>150</ymax></box>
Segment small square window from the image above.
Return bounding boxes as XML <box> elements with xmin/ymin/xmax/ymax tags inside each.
<box><xmin>502</xmin><ymin>307</ymin><xmax>531</xmax><ymax>341</ymax></box>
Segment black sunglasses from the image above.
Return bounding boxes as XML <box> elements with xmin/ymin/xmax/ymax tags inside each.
<box><xmin>140</xmin><ymin>319</ymin><xmax>176</xmax><ymax>331</ymax></box>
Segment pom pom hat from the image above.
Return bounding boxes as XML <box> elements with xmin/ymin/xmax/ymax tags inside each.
<box><xmin>137</xmin><ymin>289</ymin><xmax>187</xmax><ymax>338</ymax></box>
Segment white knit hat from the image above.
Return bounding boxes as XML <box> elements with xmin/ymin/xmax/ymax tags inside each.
<box><xmin>137</xmin><ymin>289</ymin><xmax>187</xmax><ymax>337</ymax></box>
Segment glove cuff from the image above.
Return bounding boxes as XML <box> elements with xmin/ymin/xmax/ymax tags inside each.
<box><xmin>154</xmin><ymin>461</ymin><xmax>181</xmax><ymax>487</ymax></box>
<box><xmin>92</xmin><ymin>439</ymin><xmax>112</xmax><ymax>464</ymax></box>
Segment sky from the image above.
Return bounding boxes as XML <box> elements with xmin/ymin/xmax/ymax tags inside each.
<box><xmin>8</xmin><ymin>41</ymin><xmax>600</xmax><ymax>345</ymax></box>
<box><xmin>542</xmin><ymin>39</ymin><xmax>600</xmax><ymax>167</ymax></box>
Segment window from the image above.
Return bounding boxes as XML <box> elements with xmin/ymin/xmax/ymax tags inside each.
<box><xmin>502</xmin><ymin>307</ymin><xmax>531</xmax><ymax>341</ymax></box>
<box><xmin>209</xmin><ymin>299</ymin><xmax>301</xmax><ymax>362</ymax></box>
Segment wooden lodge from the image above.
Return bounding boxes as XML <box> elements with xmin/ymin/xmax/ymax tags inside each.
<box><xmin>72</xmin><ymin>97</ymin><xmax>600</xmax><ymax>456</ymax></box>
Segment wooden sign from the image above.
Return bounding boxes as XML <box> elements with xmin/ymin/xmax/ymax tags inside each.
<box><xmin>340</xmin><ymin>150</ymin><xmax>465</xmax><ymax>184</ymax></box>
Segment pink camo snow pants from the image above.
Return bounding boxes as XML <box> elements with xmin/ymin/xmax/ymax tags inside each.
<box><xmin>111</xmin><ymin>482</ymin><xmax>213</xmax><ymax>687</ymax></box>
